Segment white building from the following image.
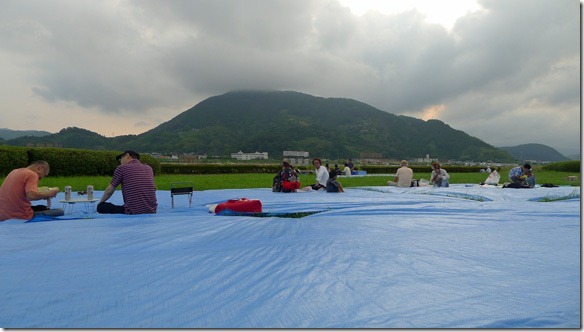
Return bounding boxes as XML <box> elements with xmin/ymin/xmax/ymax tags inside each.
<box><xmin>283</xmin><ymin>151</ymin><xmax>310</xmax><ymax>166</ymax></box>
<box><xmin>231</xmin><ymin>151</ymin><xmax>269</xmax><ymax>160</ymax></box>
<box><xmin>283</xmin><ymin>151</ymin><xmax>309</xmax><ymax>157</ymax></box>
<box><xmin>416</xmin><ymin>154</ymin><xmax>431</xmax><ymax>163</ymax></box>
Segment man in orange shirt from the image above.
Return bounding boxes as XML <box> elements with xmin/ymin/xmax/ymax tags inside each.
<box><xmin>0</xmin><ymin>160</ymin><xmax>63</xmax><ymax>221</ymax></box>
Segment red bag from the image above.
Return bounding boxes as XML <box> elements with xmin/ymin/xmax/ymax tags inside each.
<box><xmin>282</xmin><ymin>180</ymin><xmax>300</xmax><ymax>191</ymax></box>
<box><xmin>215</xmin><ymin>198</ymin><xmax>262</xmax><ymax>214</ymax></box>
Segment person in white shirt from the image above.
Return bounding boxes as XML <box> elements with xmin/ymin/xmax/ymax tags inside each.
<box><xmin>343</xmin><ymin>163</ymin><xmax>351</xmax><ymax>176</ymax></box>
<box><xmin>304</xmin><ymin>158</ymin><xmax>329</xmax><ymax>190</ymax></box>
<box><xmin>388</xmin><ymin>160</ymin><xmax>414</xmax><ymax>187</ymax></box>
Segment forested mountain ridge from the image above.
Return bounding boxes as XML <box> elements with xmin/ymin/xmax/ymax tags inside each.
<box><xmin>499</xmin><ymin>143</ymin><xmax>570</xmax><ymax>162</ymax></box>
<box><xmin>0</xmin><ymin>128</ymin><xmax>51</xmax><ymax>140</ymax></box>
<box><xmin>130</xmin><ymin>90</ymin><xmax>512</xmax><ymax>161</ymax></box>
<box><xmin>5</xmin><ymin>90</ymin><xmax>514</xmax><ymax>161</ymax></box>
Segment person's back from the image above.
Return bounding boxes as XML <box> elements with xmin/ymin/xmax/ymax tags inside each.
<box><xmin>326</xmin><ymin>170</ymin><xmax>344</xmax><ymax>192</ymax></box>
<box><xmin>395</xmin><ymin>160</ymin><xmax>414</xmax><ymax>187</ymax></box>
<box><xmin>343</xmin><ymin>163</ymin><xmax>351</xmax><ymax>176</ymax></box>
<box><xmin>112</xmin><ymin>160</ymin><xmax>157</xmax><ymax>214</ymax></box>
<box><xmin>395</xmin><ymin>164</ymin><xmax>414</xmax><ymax>187</ymax></box>
<box><xmin>388</xmin><ymin>160</ymin><xmax>414</xmax><ymax>187</ymax></box>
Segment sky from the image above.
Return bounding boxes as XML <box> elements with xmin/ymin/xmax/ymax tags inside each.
<box><xmin>0</xmin><ymin>0</ymin><xmax>580</xmax><ymax>155</ymax></box>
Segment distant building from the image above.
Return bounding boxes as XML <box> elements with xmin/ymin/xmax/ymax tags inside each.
<box><xmin>283</xmin><ymin>151</ymin><xmax>310</xmax><ymax>166</ymax></box>
<box><xmin>231</xmin><ymin>151</ymin><xmax>269</xmax><ymax>160</ymax></box>
<box><xmin>360</xmin><ymin>152</ymin><xmax>383</xmax><ymax>165</ymax></box>
<box><xmin>284</xmin><ymin>151</ymin><xmax>309</xmax><ymax>157</ymax></box>
<box><xmin>416</xmin><ymin>154</ymin><xmax>431</xmax><ymax>163</ymax></box>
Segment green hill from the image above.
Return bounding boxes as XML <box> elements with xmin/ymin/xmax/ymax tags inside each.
<box><xmin>5</xmin><ymin>90</ymin><xmax>514</xmax><ymax>162</ymax></box>
<box><xmin>499</xmin><ymin>143</ymin><xmax>570</xmax><ymax>162</ymax></box>
<box><xmin>130</xmin><ymin>90</ymin><xmax>512</xmax><ymax>161</ymax></box>
<box><xmin>0</xmin><ymin>128</ymin><xmax>51</xmax><ymax>140</ymax></box>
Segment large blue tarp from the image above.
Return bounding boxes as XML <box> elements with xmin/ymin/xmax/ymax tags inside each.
<box><xmin>0</xmin><ymin>185</ymin><xmax>580</xmax><ymax>328</ymax></box>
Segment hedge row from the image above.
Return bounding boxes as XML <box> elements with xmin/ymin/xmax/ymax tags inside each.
<box><xmin>541</xmin><ymin>160</ymin><xmax>580</xmax><ymax>172</ymax></box>
<box><xmin>161</xmin><ymin>163</ymin><xmax>281</xmax><ymax>174</ymax></box>
<box><xmin>0</xmin><ymin>146</ymin><xmax>161</xmax><ymax>177</ymax></box>
<box><xmin>0</xmin><ymin>146</ymin><xmax>29</xmax><ymax>175</ymax></box>
<box><xmin>1</xmin><ymin>145</ymin><xmax>575</xmax><ymax>176</ymax></box>
<box><xmin>160</xmin><ymin>163</ymin><xmax>489</xmax><ymax>175</ymax></box>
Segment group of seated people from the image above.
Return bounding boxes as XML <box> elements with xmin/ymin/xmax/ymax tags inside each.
<box><xmin>273</xmin><ymin>158</ymin><xmax>538</xmax><ymax>193</ymax></box>
<box><xmin>0</xmin><ymin>150</ymin><xmax>158</xmax><ymax>222</ymax></box>
<box><xmin>1</xmin><ymin>153</ymin><xmax>539</xmax><ymax>222</ymax></box>
<box><xmin>272</xmin><ymin>158</ymin><xmax>454</xmax><ymax>193</ymax></box>
<box><xmin>272</xmin><ymin>158</ymin><xmax>344</xmax><ymax>193</ymax></box>
<box><xmin>387</xmin><ymin>160</ymin><xmax>450</xmax><ymax>188</ymax></box>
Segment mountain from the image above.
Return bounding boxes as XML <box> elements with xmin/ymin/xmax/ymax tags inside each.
<box><xmin>4</xmin><ymin>90</ymin><xmax>515</xmax><ymax>161</ymax></box>
<box><xmin>130</xmin><ymin>90</ymin><xmax>513</xmax><ymax>161</ymax></box>
<box><xmin>499</xmin><ymin>143</ymin><xmax>570</xmax><ymax>162</ymax></box>
<box><xmin>566</xmin><ymin>153</ymin><xmax>580</xmax><ymax>161</ymax></box>
<box><xmin>0</xmin><ymin>128</ymin><xmax>52</xmax><ymax>140</ymax></box>
<box><xmin>6</xmin><ymin>127</ymin><xmax>137</xmax><ymax>150</ymax></box>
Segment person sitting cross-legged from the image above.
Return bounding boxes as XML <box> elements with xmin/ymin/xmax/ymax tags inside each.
<box><xmin>0</xmin><ymin>160</ymin><xmax>64</xmax><ymax>221</ymax></box>
<box><xmin>97</xmin><ymin>150</ymin><xmax>158</xmax><ymax>214</ymax></box>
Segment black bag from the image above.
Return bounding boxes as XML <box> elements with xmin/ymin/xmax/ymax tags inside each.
<box><xmin>541</xmin><ymin>183</ymin><xmax>558</xmax><ymax>188</ymax></box>
<box><xmin>503</xmin><ymin>183</ymin><xmax>531</xmax><ymax>189</ymax></box>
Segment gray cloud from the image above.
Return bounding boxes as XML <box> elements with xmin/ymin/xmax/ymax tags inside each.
<box><xmin>0</xmin><ymin>0</ymin><xmax>579</xmax><ymax>154</ymax></box>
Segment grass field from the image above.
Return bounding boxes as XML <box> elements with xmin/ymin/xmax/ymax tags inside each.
<box><xmin>18</xmin><ymin>170</ymin><xmax>580</xmax><ymax>191</ymax></box>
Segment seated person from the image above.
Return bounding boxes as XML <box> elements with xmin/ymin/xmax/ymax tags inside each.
<box><xmin>273</xmin><ymin>161</ymin><xmax>300</xmax><ymax>193</ymax></box>
<box><xmin>430</xmin><ymin>162</ymin><xmax>450</xmax><ymax>187</ymax></box>
<box><xmin>0</xmin><ymin>160</ymin><xmax>64</xmax><ymax>221</ymax></box>
<box><xmin>507</xmin><ymin>164</ymin><xmax>536</xmax><ymax>188</ymax></box>
<box><xmin>97</xmin><ymin>150</ymin><xmax>157</xmax><ymax>214</ymax></box>
<box><xmin>303</xmin><ymin>158</ymin><xmax>329</xmax><ymax>190</ymax></box>
<box><xmin>326</xmin><ymin>170</ymin><xmax>345</xmax><ymax>192</ymax></box>
<box><xmin>388</xmin><ymin>160</ymin><xmax>414</xmax><ymax>187</ymax></box>
<box><xmin>343</xmin><ymin>163</ymin><xmax>351</xmax><ymax>176</ymax></box>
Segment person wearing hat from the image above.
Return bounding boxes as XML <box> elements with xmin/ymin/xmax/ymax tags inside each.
<box><xmin>430</xmin><ymin>161</ymin><xmax>450</xmax><ymax>187</ymax></box>
<box><xmin>97</xmin><ymin>150</ymin><xmax>157</xmax><ymax>214</ymax></box>
<box><xmin>508</xmin><ymin>163</ymin><xmax>536</xmax><ymax>188</ymax></box>
<box><xmin>388</xmin><ymin>160</ymin><xmax>414</xmax><ymax>187</ymax></box>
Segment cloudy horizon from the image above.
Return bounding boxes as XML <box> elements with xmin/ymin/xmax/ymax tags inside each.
<box><xmin>0</xmin><ymin>0</ymin><xmax>580</xmax><ymax>155</ymax></box>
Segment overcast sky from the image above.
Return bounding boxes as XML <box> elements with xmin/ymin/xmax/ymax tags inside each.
<box><xmin>0</xmin><ymin>0</ymin><xmax>580</xmax><ymax>155</ymax></box>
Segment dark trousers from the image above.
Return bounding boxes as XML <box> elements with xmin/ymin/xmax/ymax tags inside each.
<box><xmin>97</xmin><ymin>202</ymin><xmax>125</xmax><ymax>214</ymax></box>
<box><xmin>32</xmin><ymin>205</ymin><xmax>64</xmax><ymax>217</ymax></box>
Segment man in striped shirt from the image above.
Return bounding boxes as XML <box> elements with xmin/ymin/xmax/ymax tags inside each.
<box><xmin>97</xmin><ymin>150</ymin><xmax>158</xmax><ymax>214</ymax></box>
